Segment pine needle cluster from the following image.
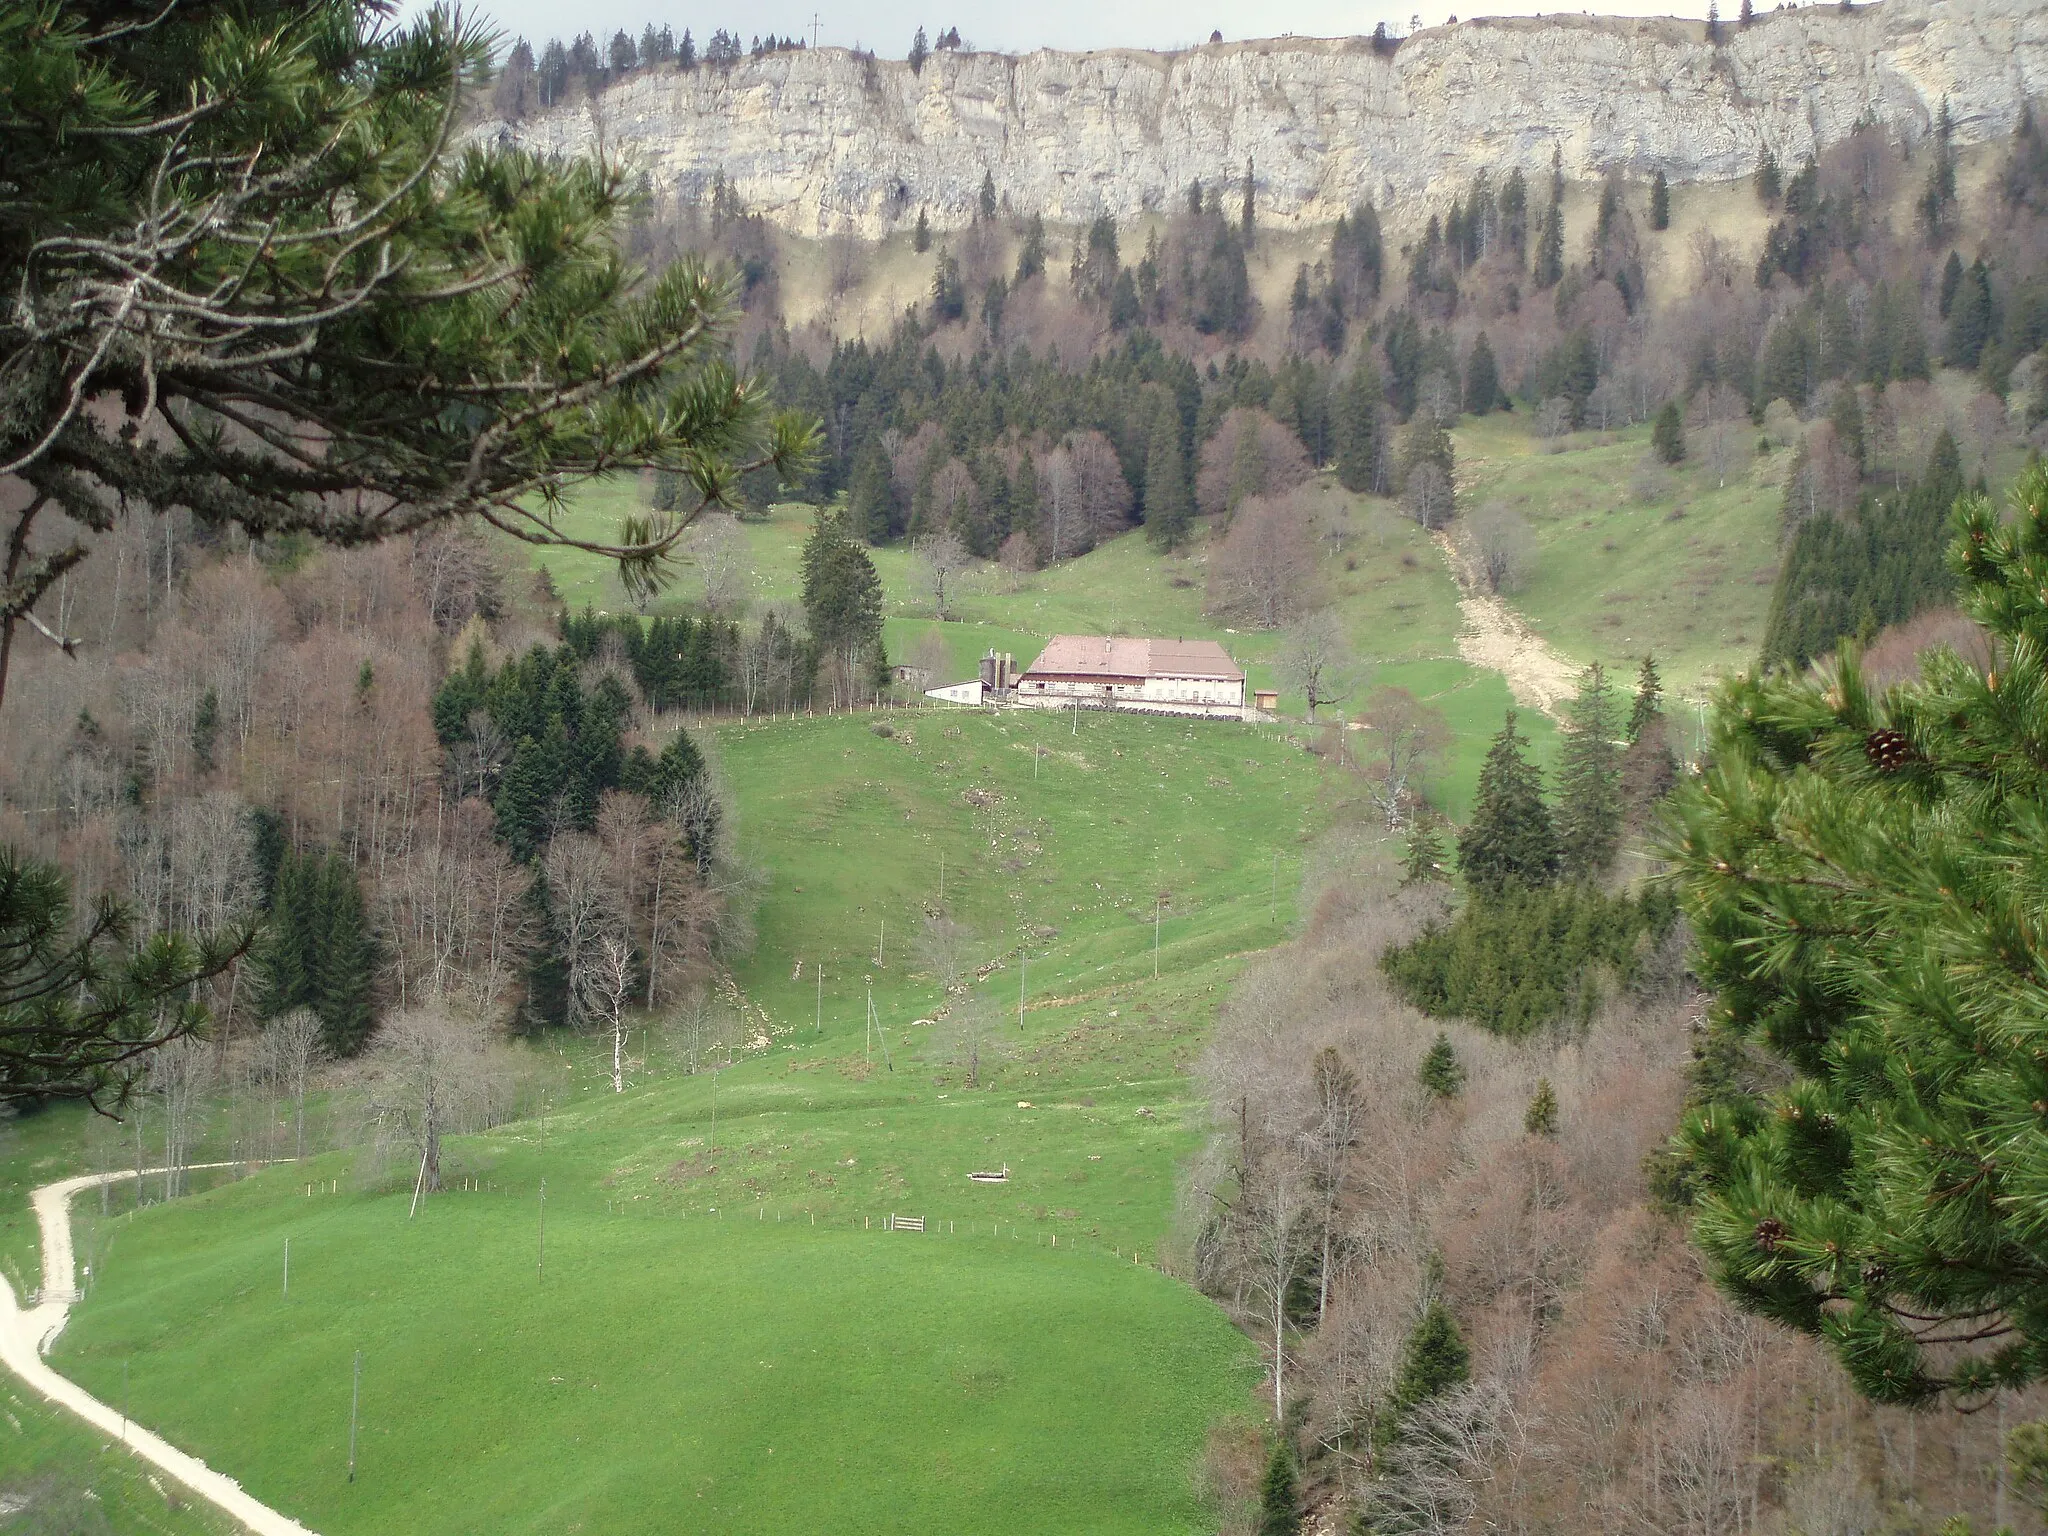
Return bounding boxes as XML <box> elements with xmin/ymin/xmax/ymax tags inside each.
<box><xmin>1666</xmin><ymin>461</ymin><xmax>2048</xmax><ymax>1405</ymax></box>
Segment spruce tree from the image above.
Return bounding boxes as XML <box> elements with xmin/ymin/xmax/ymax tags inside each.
<box><xmin>1938</xmin><ymin>250</ymin><xmax>1964</xmax><ymax>319</ymax></box>
<box><xmin>1463</xmin><ymin>332</ymin><xmax>1502</xmax><ymax>416</ymax></box>
<box><xmin>1334</xmin><ymin>359</ymin><xmax>1383</xmax><ymax>493</ymax></box>
<box><xmin>252</xmin><ymin>850</ymin><xmax>320</xmax><ymax>1018</ymax></box>
<box><xmin>1015</xmin><ymin>214</ymin><xmax>1046</xmax><ymax>282</ymax></box>
<box><xmin>1142</xmin><ymin>404</ymin><xmax>1193</xmax><ymax>550</ymax></box>
<box><xmin>913</xmin><ymin>207</ymin><xmax>931</xmax><ymax>253</ymax></box>
<box><xmin>1651</xmin><ymin>400</ymin><xmax>1686</xmax><ymax>464</ymax></box>
<box><xmin>1419</xmin><ymin>1032</ymin><xmax>1464</xmax><ymax>1098</ymax></box>
<box><xmin>1457</xmin><ymin>710</ymin><xmax>1559</xmax><ymax>895</ymax></box>
<box><xmin>849</xmin><ymin>439</ymin><xmax>899</xmax><ymax>544</ymax></box>
<box><xmin>1626</xmin><ymin>654</ymin><xmax>1664</xmax><ymax>744</ymax></box>
<box><xmin>314</xmin><ymin>858</ymin><xmax>378</xmax><ymax>1056</ymax></box>
<box><xmin>1533</xmin><ymin>200</ymin><xmax>1564</xmax><ymax>289</ymax></box>
<box><xmin>978</xmin><ymin>169</ymin><xmax>997</xmax><ymax>222</ymax></box>
<box><xmin>1555</xmin><ymin>663</ymin><xmax>1624</xmax><ymax>880</ymax></box>
<box><xmin>1385</xmin><ymin>1299</ymin><xmax>1470</xmax><ymax>1434</ymax></box>
<box><xmin>1649</xmin><ymin>168</ymin><xmax>1671</xmax><ymax>231</ymax></box>
<box><xmin>1402</xmin><ymin>819</ymin><xmax>1447</xmax><ymax>884</ymax></box>
<box><xmin>1241</xmin><ymin>156</ymin><xmax>1257</xmax><ymax>242</ymax></box>
<box><xmin>1524</xmin><ymin>1077</ymin><xmax>1559</xmax><ymax>1135</ymax></box>
<box><xmin>1946</xmin><ymin>258</ymin><xmax>1993</xmax><ymax>368</ymax></box>
<box><xmin>191</xmin><ymin>688</ymin><xmax>220</xmax><ymax>775</ymax></box>
<box><xmin>908</xmin><ymin>25</ymin><xmax>929</xmax><ymax>72</ymax></box>
<box><xmin>1755</xmin><ymin>148</ymin><xmax>1783</xmax><ymax>205</ymax></box>
<box><xmin>1256</xmin><ymin>1442</ymin><xmax>1299</xmax><ymax>1536</ymax></box>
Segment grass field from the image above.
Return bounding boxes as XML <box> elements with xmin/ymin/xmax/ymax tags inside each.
<box><xmin>4</xmin><ymin>706</ymin><xmax>1326</xmax><ymax>1534</ymax></box>
<box><xmin>1454</xmin><ymin>414</ymin><xmax>1784</xmax><ymax>701</ymax></box>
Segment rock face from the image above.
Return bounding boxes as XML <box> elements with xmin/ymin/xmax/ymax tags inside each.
<box><xmin>485</xmin><ymin>0</ymin><xmax>2047</xmax><ymax>237</ymax></box>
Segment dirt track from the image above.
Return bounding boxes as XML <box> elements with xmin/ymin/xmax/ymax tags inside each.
<box><xmin>1433</xmin><ymin>530</ymin><xmax>1580</xmax><ymax>718</ymax></box>
<box><xmin>0</xmin><ymin>1167</ymin><xmax>318</xmax><ymax>1536</ymax></box>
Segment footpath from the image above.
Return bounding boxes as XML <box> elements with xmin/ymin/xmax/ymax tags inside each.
<box><xmin>0</xmin><ymin>1166</ymin><xmax>319</xmax><ymax>1536</ymax></box>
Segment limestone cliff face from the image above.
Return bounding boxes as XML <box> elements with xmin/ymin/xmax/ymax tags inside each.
<box><xmin>484</xmin><ymin>0</ymin><xmax>2047</xmax><ymax>236</ymax></box>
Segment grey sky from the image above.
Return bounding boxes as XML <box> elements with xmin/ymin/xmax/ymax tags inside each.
<box><xmin>414</xmin><ymin>0</ymin><xmax>1712</xmax><ymax>59</ymax></box>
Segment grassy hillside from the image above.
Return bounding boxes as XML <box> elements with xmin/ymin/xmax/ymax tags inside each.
<box><xmin>520</xmin><ymin>468</ymin><xmax>1554</xmax><ymax>816</ymax></box>
<box><xmin>17</xmin><ymin>706</ymin><xmax>1331</xmax><ymax>1535</ymax></box>
<box><xmin>1455</xmin><ymin>414</ymin><xmax>1784</xmax><ymax>703</ymax></box>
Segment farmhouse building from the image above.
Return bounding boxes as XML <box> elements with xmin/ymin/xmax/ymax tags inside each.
<box><xmin>1016</xmin><ymin>636</ymin><xmax>1247</xmax><ymax>717</ymax></box>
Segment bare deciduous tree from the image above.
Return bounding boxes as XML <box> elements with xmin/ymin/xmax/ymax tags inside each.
<box><xmin>933</xmin><ymin>994</ymin><xmax>1008</xmax><ymax>1089</ymax></box>
<box><xmin>147</xmin><ymin>1035</ymin><xmax>213</xmax><ymax>1200</ymax></box>
<box><xmin>262</xmin><ymin>1009</ymin><xmax>327</xmax><ymax>1162</ymax></box>
<box><xmin>361</xmin><ymin>1007</ymin><xmax>498</xmax><ymax>1195</ymax></box>
<box><xmin>913</xmin><ymin>527</ymin><xmax>972</xmax><ymax>620</ymax></box>
<box><xmin>689</xmin><ymin>514</ymin><xmax>749</xmax><ymax>618</ymax></box>
<box><xmin>1401</xmin><ymin>462</ymin><xmax>1454</xmax><ymax>530</ymax></box>
<box><xmin>1356</xmin><ymin>686</ymin><xmax>1452</xmax><ymax>829</ymax></box>
<box><xmin>1464</xmin><ymin>501</ymin><xmax>1536</xmax><ymax>596</ymax></box>
<box><xmin>587</xmin><ymin>933</ymin><xmax>635</xmax><ymax>1093</ymax></box>
<box><xmin>1208</xmin><ymin>489</ymin><xmax>1320</xmax><ymax>628</ymax></box>
<box><xmin>1278</xmin><ymin>609</ymin><xmax>1349</xmax><ymax>722</ymax></box>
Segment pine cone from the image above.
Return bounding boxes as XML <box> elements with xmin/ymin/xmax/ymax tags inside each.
<box><xmin>1864</xmin><ymin>729</ymin><xmax>1915</xmax><ymax>773</ymax></box>
<box><xmin>1753</xmin><ymin>1217</ymin><xmax>1787</xmax><ymax>1253</ymax></box>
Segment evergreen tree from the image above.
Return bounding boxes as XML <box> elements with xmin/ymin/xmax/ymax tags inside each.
<box><xmin>1555</xmin><ymin>663</ymin><xmax>1624</xmax><ymax>880</ymax></box>
<box><xmin>908</xmin><ymin>25</ymin><xmax>929</xmax><ymax>72</ymax></box>
<box><xmin>0</xmin><ymin>850</ymin><xmax>244</xmax><ymax>1103</ymax></box>
<box><xmin>1829</xmin><ymin>386</ymin><xmax>1866</xmax><ymax>476</ymax></box>
<box><xmin>314</xmin><ymin>858</ymin><xmax>378</xmax><ymax>1056</ymax></box>
<box><xmin>1256</xmin><ymin>1443</ymin><xmax>1299</xmax><ymax>1536</ymax></box>
<box><xmin>1626</xmin><ymin>654</ymin><xmax>1665</xmax><ymax>744</ymax></box>
<box><xmin>1524</xmin><ymin>1077</ymin><xmax>1559</xmax><ymax>1135</ymax></box>
<box><xmin>1939</xmin><ymin>250</ymin><xmax>1964</xmax><ymax>319</ymax></box>
<box><xmin>1533</xmin><ymin>200</ymin><xmax>1565</xmax><ymax>289</ymax></box>
<box><xmin>1665</xmin><ymin>461</ymin><xmax>2048</xmax><ymax>1403</ymax></box>
<box><xmin>1463</xmin><ymin>332</ymin><xmax>1503</xmax><ymax>415</ymax></box>
<box><xmin>849</xmin><ymin>438</ymin><xmax>900</xmax><ymax>544</ymax></box>
<box><xmin>978</xmin><ymin>169</ymin><xmax>997</xmax><ymax>222</ymax></box>
<box><xmin>1334</xmin><ymin>359</ymin><xmax>1384</xmax><ymax>493</ymax></box>
<box><xmin>1015</xmin><ymin>214</ymin><xmax>1046</xmax><ymax>281</ymax></box>
<box><xmin>1142</xmin><ymin>404</ymin><xmax>1194</xmax><ymax>550</ymax></box>
<box><xmin>1946</xmin><ymin>257</ymin><xmax>1993</xmax><ymax>368</ymax></box>
<box><xmin>252</xmin><ymin>850</ymin><xmax>322</xmax><ymax>1018</ymax></box>
<box><xmin>913</xmin><ymin>207</ymin><xmax>931</xmax><ymax>254</ymax></box>
<box><xmin>1402</xmin><ymin>820</ymin><xmax>1447</xmax><ymax>884</ymax></box>
<box><xmin>801</xmin><ymin>511</ymin><xmax>886</xmax><ymax>663</ymax></box>
<box><xmin>1651</xmin><ymin>399</ymin><xmax>1686</xmax><ymax>464</ymax></box>
<box><xmin>1755</xmin><ymin>147</ymin><xmax>1783</xmax><ymax>205</ymax></box>
<box><xmin>1649</xmin><ymin>168</ymin><xmax>1671</xmax><ymax>231</ymax></box>
<box><xmin>1457</xmin><ymin>710</ymin><xmax>1559</xmax><ymax>895</ymax></box>
<box><xmin>930</xmin><ymin>251</ymin><xmax>965</xmax><ymax>322</ymax></box>
<box><xmin>191</xmin><ymin>688</ymin><xmax>220</xmax><ymax>775</ymax></box>
<box><xmin>1241</xmin><ymin>156</ymin><xmax>1257</xmax><ymax>242</ymax></box>
<box><xmin>1419</xmin><ymin>1032</ymin><xmax>1464</xmax><ymax>1098</ymax></box>
<box><xmin>1386</xmin><ymin>1299</ymin><xmax>1470</xmax><ymax>1433</ymax></box>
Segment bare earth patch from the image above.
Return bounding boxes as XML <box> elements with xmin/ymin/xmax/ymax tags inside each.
<box><xmin>1433</xmin><ymin>530</ymin><xmax>1580</xmax><ymax>717</ymax></box>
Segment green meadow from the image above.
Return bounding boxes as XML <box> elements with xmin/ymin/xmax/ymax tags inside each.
<box><xmin>0</xmin><ymin>412</ymin><xmax>1789</xmax><ymax>1533</ymax></box>
<box><xmin>18</xmin><ymin>707</ymin><xmax>1321</xmax><ymax>1534</ymax></box>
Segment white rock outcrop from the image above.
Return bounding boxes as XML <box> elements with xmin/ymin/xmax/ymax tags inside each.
<box><xmin>484</xmin><ymin>0</ymin><xmax>2047</xmax><ymax>237</ymax></box>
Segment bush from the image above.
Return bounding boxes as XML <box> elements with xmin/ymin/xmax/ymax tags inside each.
<box><xmin>1381</xmin><ymin>883</ymin><xmax>1677</xmax><ymax>1036</ymax></box>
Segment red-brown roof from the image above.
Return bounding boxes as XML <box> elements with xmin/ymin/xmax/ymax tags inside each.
<box><xmin>1021</xmin><ymin>636</ymin><xmax>1244</xmax><ymax>682</ymax></box>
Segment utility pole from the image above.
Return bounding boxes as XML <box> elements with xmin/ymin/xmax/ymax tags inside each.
<box><xmin>282</xmin><ymin>1238</ymin><xmax>289</xmax><ymax>1300</ymax></box>
<box><xmin>876</xmin><ymin>918</ymin><xmax>885</xmax><ymax>967</ymax></box>
<box><xmin>1019</xmin><ymin>946</ymin><xmax>1027</xmax><ymax>1029</ymax></box>
<box><xmin>811</xmin><ymin>11</ymin><xmax>821</xmax><ymax>48</ymax></box>
<box><xmin>347</xmin><ymin>1351</ymin><xmax>361</xmax><ymax>1482</ymax></box>
<box><xmin>865</xmin><ymin>976</ymin><xmax>874</xmax><ymax>1056</ymax></box>
<box><xmin>1154</xmin><ymin>895</ymin><xmax>1161</xmax><ymax>979</ymax></box>
<box><xmin>815</xmin><ymin>962</ymin><xmax>823</xmax><ymax>1034</ymax></box>
<box><xmin>536</xmin><ymin>1180</ymin><xmax>546</xmax><ymax>1281</ymax></box>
